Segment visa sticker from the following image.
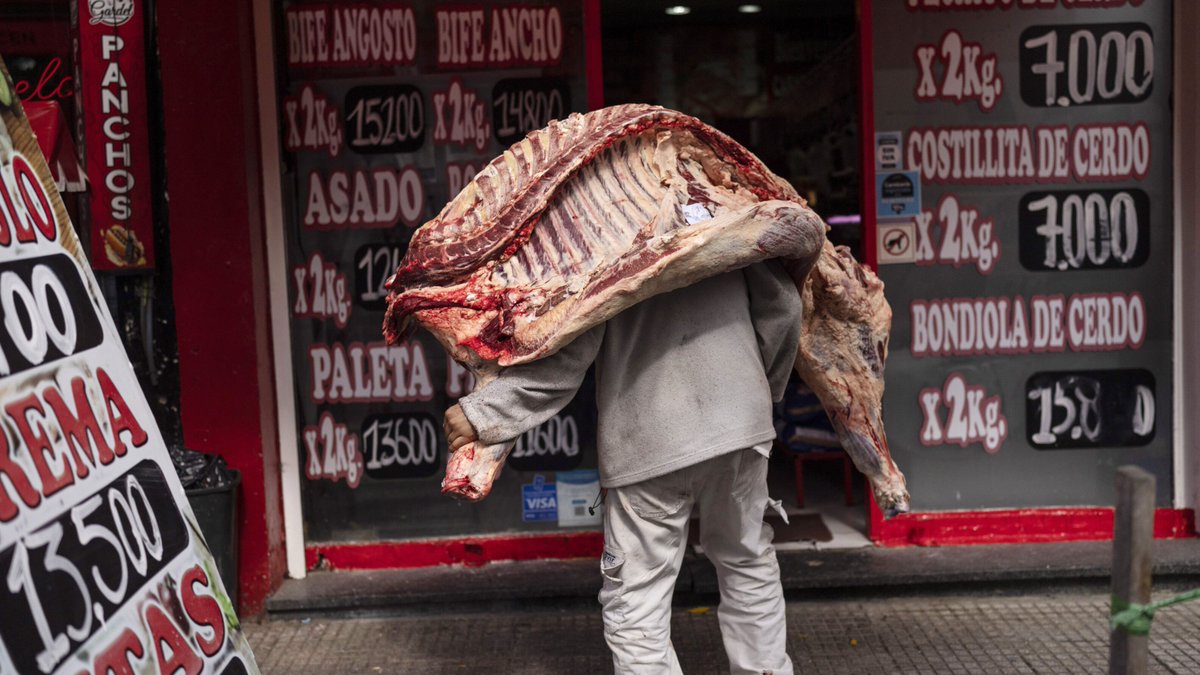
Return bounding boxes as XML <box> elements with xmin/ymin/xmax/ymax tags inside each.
<box><xmin>521</xmin><ymin>474</ymin><xmax>558</xmax><ymax>522</ymax></box>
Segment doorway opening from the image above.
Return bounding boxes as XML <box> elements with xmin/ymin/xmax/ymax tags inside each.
<box><xmin>601</xmin><ymin>0</ymin><xmax>870</xmax><ymax>549</ymax></box>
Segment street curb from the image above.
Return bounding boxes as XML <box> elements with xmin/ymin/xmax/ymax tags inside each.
<box><xmin>265</xmin><ymin>538</ymin><xmax>1200</xmax><ymax>617</ymax></box>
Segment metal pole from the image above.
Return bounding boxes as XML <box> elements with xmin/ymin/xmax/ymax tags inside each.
<box><xmin>1109</xmin><ymin>466</ymin><xmax>1155</xmax><ymax>675</ymax></box>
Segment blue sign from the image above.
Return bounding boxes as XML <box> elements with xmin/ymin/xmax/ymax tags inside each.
<box><xmin>522</xmin><ymin>474</ymin><xmax>558</xmax><ymax>522</ymax></box>
<box><xmin>876</xmin><ymin>170</ymin><xmax>922</xmax><ymax>218</ymax></box>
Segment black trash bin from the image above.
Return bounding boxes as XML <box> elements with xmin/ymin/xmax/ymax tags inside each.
<box><xmin>186</xmin><ymin>468</ymin><xmax>241</xmax><ymax>608</ymax></box>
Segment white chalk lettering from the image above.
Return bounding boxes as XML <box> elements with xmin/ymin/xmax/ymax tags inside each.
<box><xmin>437</xmin><ymin>6</ymin><xmax>562</xmax><ymax>68</ymax></box>
<box><xmin>308</xmin><ymin>341</ymin><xmax>433</xmax><ymax>404</ymax></box>
<box><xmin>918</xmin><ymin>373</ymin><xmax>1008</xmax><ymax>453</ymax></box>
<box><xmin>914</xmin><ymin>30</ymin><xmax>1003</xmax><ymax>111</ymax></box>
<box><xmin>303</xmin><ymin>166</ymin><xmax>424</xmax><ymax>229</ymax></box>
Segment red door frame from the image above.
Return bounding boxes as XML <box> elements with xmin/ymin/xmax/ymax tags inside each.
<box><xmin>157</xmin><ymin>0</ymin><xmax>287</xmax><ymax>614</ymax></box>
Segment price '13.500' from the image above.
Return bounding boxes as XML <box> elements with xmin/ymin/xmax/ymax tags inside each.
<box><xmin>4</xmin><ymin>467</ymin><xmax>182</xmax><ymax>674</ymax></box>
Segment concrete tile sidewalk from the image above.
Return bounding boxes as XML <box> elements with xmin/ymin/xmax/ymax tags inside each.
<box><xmin>246</xmin><ymin>584</ymin><xmax>1200</xmax><ymax>674</ymax></box>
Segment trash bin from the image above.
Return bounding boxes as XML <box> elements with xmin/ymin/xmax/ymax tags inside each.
<box><xmin>187</xmin><ymin>470</ymin><xmax>240</xmax><ymax>607</ymax></box>
<box><xmin>176</xmin><ymin>449</ymin><xmax>241</xmax><ymax>608</ymax></box>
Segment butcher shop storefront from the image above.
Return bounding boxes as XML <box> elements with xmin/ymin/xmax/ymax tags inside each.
<box><xmin>269</xmin><ymin>0</ymin><xmax>883</xmax><ymax>574</ymax></box>
<box><xmin>258</xmin><ymin>0</ymin><xmax>1200</xmax><ymax>580</ymax></box>
<box><xmin>20</xmin><ymin>0</ymin><xmax>1184</xmax><ymax>611</ymax></box>
<box><xmin>265</xmin><ymin>0</ymin><xmax>1200</xmax><ymax>578</ymax></box>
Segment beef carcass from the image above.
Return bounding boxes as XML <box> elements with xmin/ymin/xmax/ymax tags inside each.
<box><xmin>383</xmin><ymin>104</ymin><xmax>910</xmax><ymax>515</ymax></box>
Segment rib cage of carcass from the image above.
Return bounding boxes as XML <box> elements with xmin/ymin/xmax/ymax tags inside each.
<box><xmin>383</xmin><ymin>104</ymin><xmax>909</xmax><ymax>514</ymax></box>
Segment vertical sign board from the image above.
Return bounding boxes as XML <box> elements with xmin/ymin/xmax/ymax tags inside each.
<box><xmin>76</xmin><ymin>0</ymin><xmax>155</xmax><ymax>270</ymax></box>
<box><xmin>0</xmin><ymin>63</ymin><xmax>258</xmax><ymax>673</ymax></box>
<box><xmin>278</xmin><ymin>1</ymin><xmax>597</xmax><ymax>542</ymax></box>
<box><xmin>872</xmin><ymin>0</ymin><xmax>1173</xmax><ymax>509</ymax></box>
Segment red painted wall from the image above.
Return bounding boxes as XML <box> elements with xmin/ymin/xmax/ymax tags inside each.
<box><xmin>155</xmin><ymin>1</ymin><xmax>285</xmax><ymax>614</ymax></box>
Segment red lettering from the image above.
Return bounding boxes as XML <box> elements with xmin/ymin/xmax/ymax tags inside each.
<box><xmin>181</xmin><ymin>565</ymin><xmax>227</xmax><ymax>656</ymax></box>
<box><xmin>92</xmin><ymin>627</ymin><xmax>145</xmax><ymax>675</ymax></box>
<box><xmin>13</xmin><ymin>156</ymin><xmax>56</xmax><ymax>241</ymax></box>
<box><xmin>16</xmin><ymin>58</ymin><xmax>75</xmax><ymax>102</ymax></box>
<box><xmin>0</xmin><ymin>422</ymin><xmax>39</xmax><ymax>521</ymax></box>
<box><xmin>0</xmin><ymin>170</ymin><xmax>21</xmax><ymax>246</ymax></box>
<box><xmin>144</xmin><ymin>604</ymin><xmax>202</xmax><ymax>675</ymax></box>
<box><xmin>42</xmin><ymin>376</ymin><xmax>118</xmax><ymax>478</ymax></box>
<box><xmin>97</xmin><ymin>367</ymin><xmax>148</xmax><ymax>454</ymax></box>
<box><xmin>5</xmin><ymin>393</ymin><xmax>72</xmax><ymax>498</ymax></box>
<box><xmin>0</xmin><ymin>152</ymin><xmax>59</xmax><ymax>247</ymax></box>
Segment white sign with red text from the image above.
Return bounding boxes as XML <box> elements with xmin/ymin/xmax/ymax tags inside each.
<box><xmin>0</xmin><ymin>61</ymin><xmax>259</xmax><ymax>674</ymax></box>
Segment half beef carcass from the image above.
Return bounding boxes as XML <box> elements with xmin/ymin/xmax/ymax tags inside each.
<box><xmin>383</xmin><ymin>104</ymin><xmax>910</xmax><ymax>515</ymax></box>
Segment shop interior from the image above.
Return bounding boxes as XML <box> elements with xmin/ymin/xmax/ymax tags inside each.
<box><xmin>601</xmin><ymin>0</ymin><xmax>869</xmax><ymax>549</ymax></box>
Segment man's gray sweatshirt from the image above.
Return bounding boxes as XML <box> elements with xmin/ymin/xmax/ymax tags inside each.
<box><xmin>458</xmin><ymin>261</ymin><xmax>803</xmax><ymax>488</ymax></box>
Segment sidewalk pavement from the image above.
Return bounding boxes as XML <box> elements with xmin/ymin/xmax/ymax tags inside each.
<box><xmin>249</xmin><ymin>539</ymin><xmax>1200</xmax><ymax>673</ymax></box>
<box><xmin>246</xmin><ymin>582</ymin><xmax>1200</xmax><ymax>673</ymax></box>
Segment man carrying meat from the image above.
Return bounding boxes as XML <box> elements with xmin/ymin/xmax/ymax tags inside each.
<box><xmin>442</xmin><ymin>260</ymin><xmax>802</xmax><ymax>675</ymax></box>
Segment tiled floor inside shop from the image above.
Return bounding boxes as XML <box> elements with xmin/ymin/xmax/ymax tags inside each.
<box><xmin>768</xmin><ymin>449</ymin><xmax>873</xmax><ymax>551</ymax></box>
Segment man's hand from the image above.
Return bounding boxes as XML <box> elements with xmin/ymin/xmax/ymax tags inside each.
<box><xmin>444</xmin><ymin>404</ymin><xmax>478</xmax><ymax>452</ymax></box>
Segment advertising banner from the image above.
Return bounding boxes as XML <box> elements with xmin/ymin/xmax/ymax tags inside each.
<box><xmin>0</xmin><ymin>59</ymin><xmax>258</xmax><ymax>674</ymax></box>
<box><xmin>871</xmin><ymin>0</ymin><xmax>1173</xmax><ymax>509</ymax></box>
<box><xmin>76</xmin><ymin>0</ymin><xmax>155</xmax><ymax>270</ymax></box>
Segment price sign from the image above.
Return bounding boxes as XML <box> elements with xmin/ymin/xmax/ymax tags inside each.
<box><xmin>1018</xmin><ymin>189</ymin><xmax>1150</xmax><ymax>271</ymax></box>
<box><xmin>354</xmin><ymin>242</ymin><xmax>407</xmax><ymax>311</ymax></box>
<box><xmin>344</xmin><ymin>84</ymin><xmax>426</xmax><ymax>155</ymax></box>
<box><xmin>0</xmin><ymin>461</ymin><xmax>188</xmax><ymax>675</ymax></box>
<box><xmin>0</xmin><ymin>59</ymin><xmax>259</xmax><ymax>673</ymax></box>
<box><xmin>276</xmin><ymin>1</ymin><xmax>596</xmax><ymax>542</ymax></box>
<box><xmin>872</xmin><ymin>0</ymin><xmax>1173</xmax><ymax>511</ymax></box>
<box><xmin>506</xmin><ymin>412</ymin><xmax>584</xmax><ymax>472</ymax></box>
<box><xmin>1025</xmin><ymin>369</ymin><xmax>1155</xmax><ymax>449</ymax></box>
<box><xmin>360</xmin><ymin>412</ymin><xmax>442</xmax><ymax>479</ymax></box>
<box><xmin>1020</xmin><ymin>23</ymin><xmax>1154</xmax><ymax>108</ymax></box>
<box><xmin>491</xmin><ymin>78</ymin><xmax>570</xmax><ymax>147</ymax></box>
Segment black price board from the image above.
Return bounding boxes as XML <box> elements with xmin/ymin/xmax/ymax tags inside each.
<box><xmin>344</xmin><ymin>84</ymin><xmax>426</xmax><ymax>155</ymax></box>
<box><xmin>0</xmin><ymin>461</ymin><xmax>188</xmax><ymax>675</ymax></box>
<box><xmin>491</xmin><ymin>77</ymin><xmax>571</xmax><ymax>147</ymax></box>
<box><xmin>360</xmin><ymin>411</ymin><xmax>443</xmax><ymax>479</ymax></box>
<box><xmin>0</xmin><ymin>57</ymin><xmax>259</xmax><ymax>673</ymax></box>
<box><xmin>1018</xmin><ymin>189</ymin><xmax>1150</xmax><ymax>272</ymax></box>
<box><xmin>277</xmin><ymin>0</ymin><xmax>597</xmax><ymax>542</ymax></box>
<box><xmin>354</xmin><ymin>242</ymin><xmax>407</xmax><ymax>311</ymax></box>
<box><xmin>0</xmin><ymin>254</ymin><xmax>103</xmax><ymax>376</ymax></box>
<box><xmin>871</xmin><ymin>0</ymin><xmax>1174</xmax><ymax>510</ymax></box>
<box><xmin>1018</xmin><ymin>23</ymin><xmax>1154</xmax><ymax>108</ymax></box>
<box><xmin>1025</xmin><ymin>369</ymin><xmax>1155</xmax><ymax>450</ymax></box>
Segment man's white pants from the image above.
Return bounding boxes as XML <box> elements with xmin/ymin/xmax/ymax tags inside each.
<box><xmin>598</xmin><ymin>447</ymin><xmax>793</xmax><ymax>675</ymax></box>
